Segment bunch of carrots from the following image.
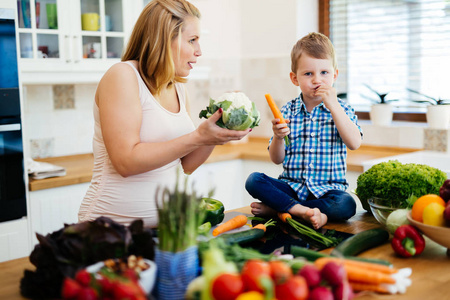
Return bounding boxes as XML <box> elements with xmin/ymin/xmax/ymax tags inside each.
<box><xmin>314</xmin><ymin>257</ymin><xmax>412</xmax><ymax>294</ymax></box>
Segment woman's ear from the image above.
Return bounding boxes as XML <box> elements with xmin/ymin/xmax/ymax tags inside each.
<box><xmin>290</xmin><ymin>72</ymin><xmax>299</xmax><ymax>86</ymax></box>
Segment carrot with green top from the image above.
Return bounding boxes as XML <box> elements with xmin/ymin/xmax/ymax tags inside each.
<box><xmin>213</xmin><ymin>214</ymin><xmax>248</xmax><ymax>237</ymax></box>
<box><xmin>265</xmin><ymin>93</ymin><xmax>290</xmax><ymax>146</ymax></box>
<box><xmin>252</xmin><ymin>219</ymin><xmax>276</xmax><ymax>232</ymax></box>
<box><xmin>277</xmin><ymin>212</ymin><xmax>292</xmax><ymax>223</ymax></box>
<box><xmin>277</xmin><ymin>212</ymin><xmax>336</xmax><ymax>247</ymax></box>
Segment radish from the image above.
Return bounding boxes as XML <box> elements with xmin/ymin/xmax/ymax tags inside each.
<box><xmin>320</xmin><ymin>261</ymin><xmax>346</xmax><ymax>287</ymax></box>
<box><xmin>297</xmin><ymin>265</ymin><xmax>321</xmax><ymax>288</ymax></box>
<box><xmin>333</xmin><ymin>282</ymin><xmax>355</xmax><ymax>300</ymax></box>
<box><xmin>309</xmin><ymin>286</ymin><xmax>333</xmax><ymax>300</ymax></box>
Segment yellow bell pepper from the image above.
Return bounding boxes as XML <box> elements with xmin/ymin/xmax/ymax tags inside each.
<box><xmin>235</xmin><ymin>291</ymin><xmax>265</xmax><ymax>300</ymax></box>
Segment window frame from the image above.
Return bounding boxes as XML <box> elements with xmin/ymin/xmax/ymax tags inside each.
<box><xmin>318</xmin><ymin>0</ymin><xmax>426</xmax><ymax>123</ymax></box>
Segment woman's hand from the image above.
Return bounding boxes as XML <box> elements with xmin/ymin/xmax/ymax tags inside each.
<box><xmin>195</xmin><ymin>108</ymin><xmax>251</xmax><ymax>145</ymax></box>
<box><xmin>272</xmin><ymin>118</ymin><xmax>290</xmax><ymax>141</ymax></box>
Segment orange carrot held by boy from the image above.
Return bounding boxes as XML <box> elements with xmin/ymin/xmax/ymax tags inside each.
<box><xmin>265</xmin><ymin>93</ymin><xmax>290</xmax><ymax>146</ymax></box>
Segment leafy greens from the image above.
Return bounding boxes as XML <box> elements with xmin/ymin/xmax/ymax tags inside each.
<box><xmin>356</xmin><ymin>160</ymin><xmax>447</xmax><ymax>210</ymax></box>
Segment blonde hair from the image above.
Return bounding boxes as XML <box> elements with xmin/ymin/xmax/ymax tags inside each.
<box><xmin>122</xmin><ymin>0</ymin><xmax>200</xmax><ymax>95</ymax></box>
<box><xmin>290</xmin><ymin>32</ymin><xmax>337</xmax><ymax>73</ymax></box>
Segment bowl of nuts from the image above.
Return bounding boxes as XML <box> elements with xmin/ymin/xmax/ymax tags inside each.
<box><xmin>86</xmin><ymin>255</ymin><xmax>157</xmax><ymax>295</ymax></box>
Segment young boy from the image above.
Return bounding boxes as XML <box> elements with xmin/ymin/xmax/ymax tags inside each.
<box><xmin>246</xmin><ymin>32</ymin><xmax>362</xmax><ymax>229</ymax></box>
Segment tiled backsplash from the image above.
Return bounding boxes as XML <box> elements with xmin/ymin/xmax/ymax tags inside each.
<box><xmin>23</xmin><ymin>84</ymin><xmax>96</xmax><ymax>159</ymax></box>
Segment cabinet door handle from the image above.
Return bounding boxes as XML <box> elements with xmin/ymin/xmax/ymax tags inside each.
<box><xmin>73</xmin><ymin>36</ymin><xmax>80</xmax><ymax>63</ymax></box>
<box><xmin>0</xmin><ymin>124</ymin><xmax>21</xmax><ymax>132</ymax></box>
<box><xmin>64</xmin><ymin>35</ymin><xmax>72</xmax><ymax>63</ymax></box>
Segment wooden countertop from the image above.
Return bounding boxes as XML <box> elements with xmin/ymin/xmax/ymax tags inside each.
<box><xmin>230</xmin><ymin>206</ymin><xmax>450</xmax><ymax>300</ymax></box>
<box><xmin>2</xmin><ymin>206</ymin><xmax>449</xmax><ymax>300</ymax></box>
<box><xmin>28</xmin><ymin>137</ymin><xmax>419</xmax><ymax>191</ymax></box>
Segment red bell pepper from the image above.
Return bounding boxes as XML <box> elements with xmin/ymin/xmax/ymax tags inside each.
<box><xmin>391</xmin><ymin>224</ymin><xmax>425</xmax><ymax>257</ymax></box>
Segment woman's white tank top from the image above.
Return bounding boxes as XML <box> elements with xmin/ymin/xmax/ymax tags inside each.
<box><xmin>78</xmin><ymin>61</ymin><xmax>196</xmax><ymax>227</ymax></box>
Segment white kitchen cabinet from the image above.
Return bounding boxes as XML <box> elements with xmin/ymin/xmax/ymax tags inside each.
<box><xmin>0</xmin><ymin>218</ymin><xmax>30</xmax><ymax>262</ymax></box>
<box><xmin>189</xmin><ymin>160</ymin><xmax>245</xmax><ymax>211</ymax></box>
<box><xmin>28</xmin><ymin>182</ymin><xmax>89</xmax><ymax>246</ymax></box>
<box><xmin>17</xmin><ymin>0</ymin><xmax>139</xmax><ymax>84</ymax></box>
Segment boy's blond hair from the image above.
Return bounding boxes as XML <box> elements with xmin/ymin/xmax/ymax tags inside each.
<box><xmin>290</xmin><ymin>32</ymin><xmax>337</xmax><ymax>73</ymax></box>
<box><xmin>122</xmin><ymin>0</ymin><xmax>200</xmax><ymax>96</ymax></box>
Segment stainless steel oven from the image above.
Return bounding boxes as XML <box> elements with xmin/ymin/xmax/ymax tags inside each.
<box><xmin>0</xmin><ymin>8</ymin><xmax>26</xmax><ymax>222</ymax></box>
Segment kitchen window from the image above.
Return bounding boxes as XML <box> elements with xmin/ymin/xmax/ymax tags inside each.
<box><xmin>320</xmin><ymin>0</ymin><xmax>450</xmax><ymax>121</ymax></box>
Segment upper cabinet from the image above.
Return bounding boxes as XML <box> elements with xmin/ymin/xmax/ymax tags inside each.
<box><xmin>17</xmin><ymin>0</ymin><xmax>140</xmax><ymax>84</ymax></box>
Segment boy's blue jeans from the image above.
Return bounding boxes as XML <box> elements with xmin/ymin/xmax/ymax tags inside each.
<box><xmin>245</xmin><ymin>172</ymin><xmax>356</xmax><ymax>221</ymax></box>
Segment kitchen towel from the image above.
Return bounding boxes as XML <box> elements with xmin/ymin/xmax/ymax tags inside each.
<box><xmin>26</xmin><ymin>157</ymin><xmax>66</xmax><ymax>179</ymax></box>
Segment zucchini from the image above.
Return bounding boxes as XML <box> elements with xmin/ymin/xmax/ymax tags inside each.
<box><xmin>331</xmin><ymin>228</ymin><xmax>389</xmax><ymax>257</ymax></box>
<box><xmin>219</xmin><ymin>228</ymin><xmax>265</xmax><ymax>245</ymax></box>
<box><xmin>291</xmin><ymin>246</ymin><xmax>392</xmax><ymax>266</ymax></box>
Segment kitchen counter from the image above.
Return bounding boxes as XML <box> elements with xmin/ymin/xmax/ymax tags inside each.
<box><xmin>2</xmin><ymin>206</ymin><xmax>449</xmax><ymax>300</ymax></box>
<box><xmin>28</xmin><ymin>137</ymin><xmax>420</xmax><ymax>191</ymax></box>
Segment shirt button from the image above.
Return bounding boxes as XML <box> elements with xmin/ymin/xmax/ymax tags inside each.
<box><xmin>309</xmin><ymin>163</ymin><xmax>314</xmax><ymax>168</ymax></box>
<box><xmin>311</xmin><ymin>133</ymin><xmax>315</xmax><ymax>137</ymax></box>
<box><xmin>309</xmin><ymin>148</ymin><xmax>314</xmax><ymax>152</ymax></box>
<box><xmin>312</xmin><ymin>117</ymin><xmax>317</xmax><ymax>122</ymax></box>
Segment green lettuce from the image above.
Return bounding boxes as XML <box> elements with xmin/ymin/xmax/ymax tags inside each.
<box><xmin>356</xmin><ymin>160</ymin><xmax>446</xmax><ymax>210</ymax></box>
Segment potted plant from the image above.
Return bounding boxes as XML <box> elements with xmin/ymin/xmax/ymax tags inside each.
<box><xmin>407</xmin><ymin>88</ymin><xmax>450</xmax><ymax>129</ymax></box>
<box><xmin>363</xmin><ymin>84</ymin><xmax>398</xmax><ymax>126</ymax></box>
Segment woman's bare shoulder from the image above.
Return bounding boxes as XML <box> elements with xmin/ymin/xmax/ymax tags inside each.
<box><xmin>99</xmin><ymin>61</ymin><xmax>138</xmax><ymax>86</ymax></box>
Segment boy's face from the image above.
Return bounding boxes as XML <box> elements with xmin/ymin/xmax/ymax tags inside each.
<box><xmin>290</xmin><ymin>53</ymin><xmax>338</xmax><ymax>102</ymax></box>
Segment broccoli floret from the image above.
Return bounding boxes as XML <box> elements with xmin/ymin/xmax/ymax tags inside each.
<box><xmin>356</xmin><ymin>160</ymin><xmax>447</xmax><ymax>211</ymax></box>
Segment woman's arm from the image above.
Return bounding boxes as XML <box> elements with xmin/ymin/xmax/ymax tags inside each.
<box><xmin>98</xmin><ymin>63</ymin><xmax>249</xmax><ymax>177</ymax></box>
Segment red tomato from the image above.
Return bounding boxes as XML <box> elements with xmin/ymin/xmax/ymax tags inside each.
<box><xmin>211</xmin><ymin>273</ymin><xmax>245</xmax><ymax>300</ymax></box>
<box><xmin>241</xmin><ymin>260</ymin><xmax>271</xmax><ymax>292</ymax></box>
<box><xmin>269</xmin><ymin>260</ymin><xmax>293</xmax><ymax>285</ymax></box>
<box><xmin>275</xmin><ymin>275</ymin><xmax>308</xmax><ymax>300</ymax></box>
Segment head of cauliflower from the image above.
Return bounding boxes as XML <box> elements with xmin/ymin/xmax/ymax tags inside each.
<box><xmin>199</xmin><ymin>92</ymin><xmax>260</xmax><ymax>131</ymax></box>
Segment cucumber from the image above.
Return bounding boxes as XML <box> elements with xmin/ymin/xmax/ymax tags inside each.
<box><xmin>291</xmin><ymin>246</ymin><xmax>392</xmax><ymax>266</ymax></box>
<box><xmin>219</xmin><ymin>228</ymin><xmax>265</xmax><ymax>245</ymax></box>
<box><xmin>290</xmin><ymin>246</ymin><xmax>328</xmax><ymax>261</ymax></box>
<box><xmin>331</xmin><ymin>228</ymin><xmax>389</xmax><ymax>257</ymax></box>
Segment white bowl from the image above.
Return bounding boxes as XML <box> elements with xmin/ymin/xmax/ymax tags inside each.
<box><xmin>86</xmin><ymin>258</ymin><xmax>157</xmax><ymax>295</ymax></box>
<box><xmin>407</xmin><ymin>211</ymin><xmax>450</xmax><ymax>249</ymax></box>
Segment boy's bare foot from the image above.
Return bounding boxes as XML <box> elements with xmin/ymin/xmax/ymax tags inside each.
<box><xmin>289</xmin><ymin>205</ymin><xmax>328</xmax><ymax>229</ymax></box>
<box><xmin>250</xmin><ymin>202</ymin><xmax>277</xmax><ymax>217</ymax></box>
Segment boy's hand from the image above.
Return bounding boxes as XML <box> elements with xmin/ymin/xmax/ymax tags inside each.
<box><xmin>314</xmin><ymin>85</ymin><xmax>338</xmax><ymax>109</ymax></box>
<box><xmin>272</xmin><ymin>118</ymin><xmax>290</xmax><ymax>141</ymax></box>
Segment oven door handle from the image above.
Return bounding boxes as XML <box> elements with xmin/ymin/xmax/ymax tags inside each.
<box><xmin>0</xmin><ymin>123</ymin><xmax>21</xmax><ymax>132</ymax></box>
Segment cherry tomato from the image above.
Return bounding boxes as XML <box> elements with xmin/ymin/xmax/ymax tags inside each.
<box><xmin>241</xmin><ymin>260</ymin><xmax>271</xmax><ymax>292</ymax></box>
<box><xmin>269</xmin><ymin>260</ymin><xmax>292</xmax><ymax>285</ymax></box>
<box><xmin>211</xmin><ymin>273</ymin><xmax>245</xmax><ymax>300</ymax></box>
<box><xmin>275</xmin><ymin>275</ymin><xmax>309</xmax><ymax>300</ymax></box>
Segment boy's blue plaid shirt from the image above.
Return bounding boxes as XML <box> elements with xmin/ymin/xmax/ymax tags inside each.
<box><xmin>271</xmin><ymin>94</ymin><xmax>362</xmax><ymax>200</ymax></box>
